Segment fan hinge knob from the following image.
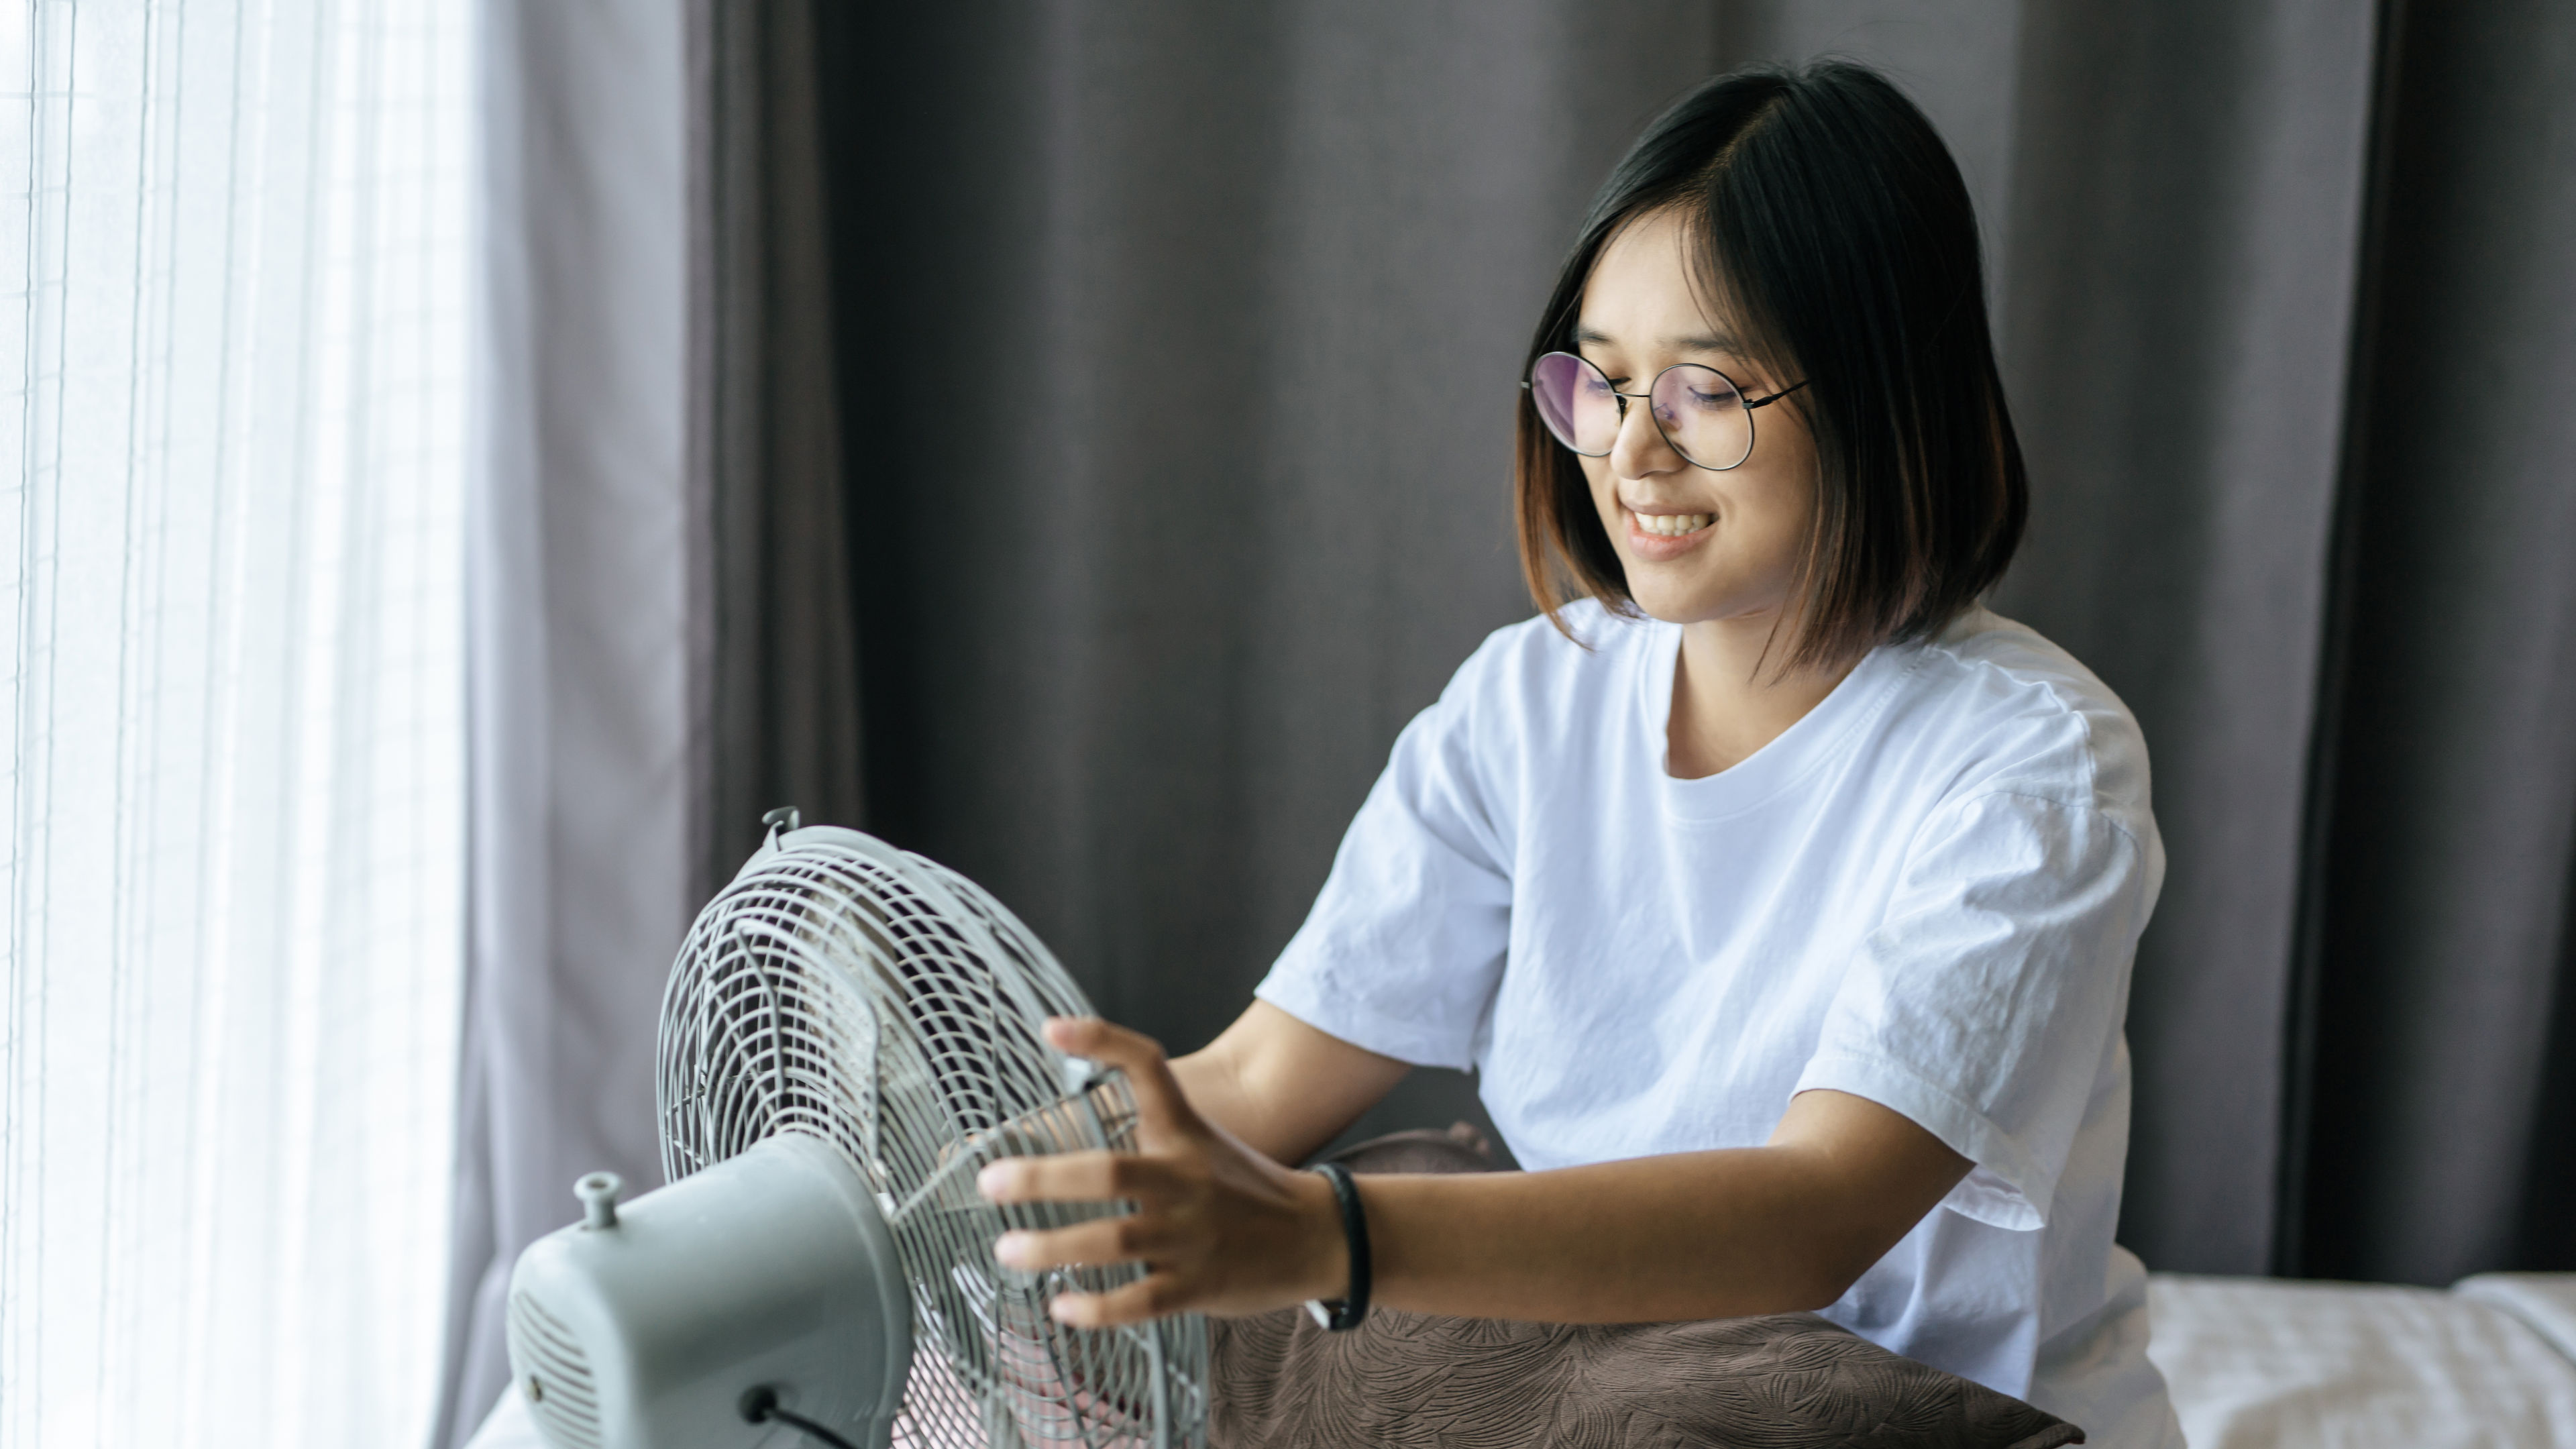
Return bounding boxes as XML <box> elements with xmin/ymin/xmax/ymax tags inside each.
<box><xmin>574</xmin><ymin>1171</ymin><xmax>623</xmax><ymax>1230</ymax></box>
<box><xmin>762</xmin><ymin>806</ymin><xmax>802</xmax><ymax>841</ymax></box>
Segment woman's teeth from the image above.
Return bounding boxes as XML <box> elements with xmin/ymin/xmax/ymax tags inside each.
<box><xmin>1636</xmin><ymin>512</ymin><xmax>1713</xmax><ymax>537</ymax></box>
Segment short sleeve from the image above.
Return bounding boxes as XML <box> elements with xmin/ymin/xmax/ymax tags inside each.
<box><xmin>1254</xmin><ymin>682</ymin><xmax>1513</xmax><ymax>1072</ymax></box>
<box><xmin>1794</xmin><ymin>790</ymin><xmax>2151</xmax><ymax>1231</ymax></box>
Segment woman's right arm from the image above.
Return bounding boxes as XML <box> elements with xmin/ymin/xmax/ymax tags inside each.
<box><xmin>1167</xmin><ymin>1000</ymin><xmax>1411</xmax><ymax>1167</ymax></box>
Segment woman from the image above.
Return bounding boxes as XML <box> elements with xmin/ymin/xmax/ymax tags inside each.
<box><xmin>979</xmin><ymin>60</ymin><xmax>2182</xmax><ymax>1448</ymax></box>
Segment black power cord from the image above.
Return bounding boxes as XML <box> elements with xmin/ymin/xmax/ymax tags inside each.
<box><xmin>739</xmin><ymin>1385</ymin><xmax>863</xmax><ymax>1449</ymax></box>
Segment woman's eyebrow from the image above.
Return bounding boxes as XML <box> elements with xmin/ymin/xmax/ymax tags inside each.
<box><xmin>1572</xmin><ymin>324</ymin><xmax>1742</xmax><ymax>354</ymax></box>
<box><xmin>1667</xmin><ymin>331</ymin><xmax>1742</xmax><ymax>354</ymax></box>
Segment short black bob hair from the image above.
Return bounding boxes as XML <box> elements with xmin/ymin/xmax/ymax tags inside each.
<box><xmin>1515</xmin><ymin>60</ymin><xmax>2026</xmax><ymax>672</ymax></box>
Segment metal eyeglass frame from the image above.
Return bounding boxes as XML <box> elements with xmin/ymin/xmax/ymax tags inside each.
<box><xmin>1522</xmin><ymin>351</ymin><xmax>1811</xmax><ymax>472</ymax></box>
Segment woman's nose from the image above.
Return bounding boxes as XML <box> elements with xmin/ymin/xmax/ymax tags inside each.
<box><xmin>1607</xmin><ymin>394</ymin><xmax>1682</xmax><ymax>479</ymax></box>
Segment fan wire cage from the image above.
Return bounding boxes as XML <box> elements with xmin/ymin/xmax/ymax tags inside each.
<box><xmin>657</xmin><ymin>833</ymin><xmax>1210</xmax><ymax>1449</ymax></box>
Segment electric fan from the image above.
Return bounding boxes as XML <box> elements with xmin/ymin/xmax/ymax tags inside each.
<box><xmin>504</xmin><ymin>812</ymin><xmax>1211</xmax><ymax>1449</ymax></box>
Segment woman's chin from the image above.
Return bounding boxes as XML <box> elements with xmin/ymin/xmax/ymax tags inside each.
<box><xmin>1619</xmin><ymin>578</ymin><xmax>1780</xmax><ymax>631</ymax></box>
<box><xmin>1617</xmin><ymin>568</ymin><xmax>1709</xmax><ymax>620</ymax></box>
<box><xmin>1625</xmin><ymin>591</ymin><xmax>1721</xmax><ymax>627</ymax></box>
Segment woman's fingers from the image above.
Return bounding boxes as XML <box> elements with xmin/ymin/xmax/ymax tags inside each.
<box><xmin>993</xmin><ymin>1214</ymin><xmax>1170</xmax><ymax>1273</ymax></box>
<box><xmin>979</xmin><ymin>1148</ymin><xmax>1181</xmax><ymax>1206</ymax></box>
<box><xmin>1043</xmin><ymin>1016</ymin><xmax>1197</xmax><ymax>1135</ymax></box>
<box><xmin>1044</xmin><ymin>1275</ymin><xmax>1173</xmax><ymax>1330</ymax></box>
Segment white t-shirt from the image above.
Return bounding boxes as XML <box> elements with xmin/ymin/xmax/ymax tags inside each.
<box><xmin>1256</xmin><ymin>601</ymin><xmax>2184</xmax><ymax>1448</ymax></box>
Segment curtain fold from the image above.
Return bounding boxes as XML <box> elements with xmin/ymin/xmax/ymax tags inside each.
<box><xmin>692</xmin><ymin>0</ymin><xmax>863</xmax><ymax>898</ymax></box>
<box><xmin>437</xmin><ymin>1</ymin><xmax>867</xmax><ymax>1439</ymax></box>
<box><xmin>2292</xmin><ymin>0</ymin><xmax>2576</xmax><ymax>1282</ymax></box>
<box><xmin>433</xmin><ymin>5</ymin><xmax>691</xmax><ymax>1444</ymax></box>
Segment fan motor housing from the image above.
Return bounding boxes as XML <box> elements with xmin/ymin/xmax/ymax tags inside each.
<box><xmin>506</xmin><ymin>1132</ymin><xmax>912</xmax><ymax>1449</ymax></box>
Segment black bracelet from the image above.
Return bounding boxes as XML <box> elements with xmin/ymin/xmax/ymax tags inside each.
<box><xmin>1304</xmin><ymin>1161</ymin><xmax>1372</xmax><ymax>1332</ymax></box>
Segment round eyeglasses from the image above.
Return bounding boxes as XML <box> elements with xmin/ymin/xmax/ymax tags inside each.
<box><xmin>1523</xmin><ymin>351</ymin><xmax>1809</xmax><ymax>472</ymax></box>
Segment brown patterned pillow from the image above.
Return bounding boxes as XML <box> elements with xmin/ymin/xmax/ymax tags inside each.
<box><xmin>1208</xmin><ymin>1128</ymin><xmax>2082</xmax><ymax>1449</ymax></box>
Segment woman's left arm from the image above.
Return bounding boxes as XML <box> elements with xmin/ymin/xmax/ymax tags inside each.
<box><xmin>981</xmin><ymin>1016</ymin><xmax>1970</xmax><ymax>1328</ymax></box>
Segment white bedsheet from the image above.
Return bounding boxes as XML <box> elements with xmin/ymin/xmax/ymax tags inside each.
<box><xmin>2457</xmin><ymin>1272</ymin><xmax>2576</xmax><ymax>1366</ymax></box>
<box><xmin>2148</xmin><ymin>1274</ymin><xmax>2576</xmax><ymax>1449</ymax></box>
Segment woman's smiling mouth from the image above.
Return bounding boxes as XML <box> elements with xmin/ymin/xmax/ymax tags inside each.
<box><xmin>1624</xmin><ymin>506</ymin><xmax>1717</xmax><ymax>559</ymax></box>
<box><xmin>1633</xmin><ymin>511</ymin><xmax>1713</xmax><ymax>537</ymax></box>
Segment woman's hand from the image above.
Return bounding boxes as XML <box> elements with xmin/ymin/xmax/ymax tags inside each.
<box><xmin>977</xmin><ymin>1016</ymin><xmax>1350</xmax><ymax>1328</ymax></box>
<box><xmin>976</xmin><ymin>1017</ymin><xmax>1971</xmax><ymax>1328</ymax></box>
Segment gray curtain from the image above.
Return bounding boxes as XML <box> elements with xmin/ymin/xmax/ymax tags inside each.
<box><xmin>434</xmin><ymin>4</ymin><xmax>693</xmax><ymax>1446</ymax></box>
<box><xmin>441</xmin><ymin>9</ymin><xmax>2576</xmax><ymax>1435</ymax></box>
<box><xmin>2293</xmin><ymin>0</ymin><xmax>2576</xmax><ymax>1285</ymax></box>
<box><xmin>436</xmin><ymin>2</ymin><xmax>871</xmax><ymax>1441</ymax></box>
<box><xmin>694</xmin><ymin>0</ymin><xmax>867</xmax><ymax>899</ymax></box>
<box><xmin>808</xmin><ymin>0</ymin><xmax>2575</xmax><ymax>1281</ymax></box>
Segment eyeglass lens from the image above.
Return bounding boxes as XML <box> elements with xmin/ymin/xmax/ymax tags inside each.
<box><xmin>1528</xmin><ymin>350</ymin><xmax>1754</xmax><ymax>470</ymax></box>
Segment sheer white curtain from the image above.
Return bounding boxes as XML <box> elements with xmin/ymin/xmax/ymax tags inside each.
<box><xmin>0</xmin><ymin>3</ymin><xmax>469</xmax><ymax>1446</ymax></box>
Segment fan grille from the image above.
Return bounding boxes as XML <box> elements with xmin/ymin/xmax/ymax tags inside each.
<box><xmin>658</xmin><ymin>833</ymin><xmax>1209</xmax><ymax>1449</ymax></box>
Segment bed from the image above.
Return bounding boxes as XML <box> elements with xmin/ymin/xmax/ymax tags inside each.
<box><xmin>464</xmin><ymin>1271</ymin><xmax>2576</xmax><ymax>1448</ymax></box>
<box><xmin>2147</xmin><ymin>1271</ymin><xmax>2576</xmax><ymax>1448</ymax></box>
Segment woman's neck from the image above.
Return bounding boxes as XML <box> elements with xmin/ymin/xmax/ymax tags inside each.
<box><xmin>1666</xmin><ymin>612</ymin><xmax>1858</xmax><ymax>780</ymax></box>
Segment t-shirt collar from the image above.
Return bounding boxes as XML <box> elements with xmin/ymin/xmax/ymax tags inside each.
<box><xmin>1641</xmin><ymin>619</ymin><xmax>1925</xmax><ymax>822</ymax></box>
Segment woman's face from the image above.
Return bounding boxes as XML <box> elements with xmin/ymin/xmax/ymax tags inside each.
<box><xmin>1574</xmin><ymin>208</ymin><xmax>1817</xmax><ymax>631</ymax></box>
